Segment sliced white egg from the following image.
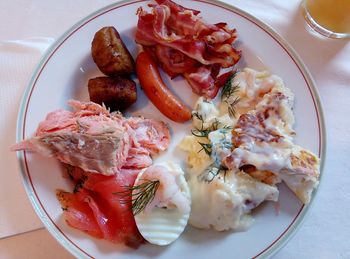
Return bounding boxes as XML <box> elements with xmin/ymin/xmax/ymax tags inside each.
<box><xmin>133</xmin><ymin>161</ymin><xmax>191</xmax><ymax>246</ymax></box>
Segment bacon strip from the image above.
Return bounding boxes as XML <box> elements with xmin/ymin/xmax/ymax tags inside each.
<box><xmin>135</xmin><ymin>0</ymin><xmax>241</xmax><ymax>98</ymax></box>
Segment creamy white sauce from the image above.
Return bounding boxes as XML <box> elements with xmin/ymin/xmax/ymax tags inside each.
<box><xmin>180</xmin><ymin>67</ymin><xmax>320</xmax><ymax>231</ymax></box>
<box><xmin>208</xmin><ymin>128</ymin><xmax>232</xmax><ymax>167</ymax></box>
<box><xmin>180</xmin><ymin>79</ymin><xmax>281</xmax><ymax>231</ymax></box>
<box><xmin>188</xmin><ymin>170</ymin><xmax>278</xmax><ymax>231</ymax></box>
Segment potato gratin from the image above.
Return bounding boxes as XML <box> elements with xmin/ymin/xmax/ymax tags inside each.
<box><xmin>179</xmin><ymin>68</ymin><xmax>320</xmax><ymax>231</ymax></box>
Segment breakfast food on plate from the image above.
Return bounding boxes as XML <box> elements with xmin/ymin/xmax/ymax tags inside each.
<box><xmin>135</xmin><ymin>0</ymin><xmax>241</xmax><ymax>98</ymax></box>
<box><xmin>179</xmin><ymin>68</ymin><xmax>320</xmax><ymax>230</ymax></box>
<box><xmin>12</xmin><ymin>66</ymin><xmax>321</xmax><ymax>247</ymax></box>
<box><xmin>11</xmin><ymin>100</ymin><xmax>170</xmax><ymax>175</ymax></box>
<box><xmin>12</xmin><ymin>100</ymin><xmax>175</xmax><ymax>248</ymax></box>
<box><xmin>56</xmin><ymin>160</ymin><xmax>191</xmax><ymax>248</ymax></box>
<box><xmin>89</xmin><ymin>26</ymin><xmax>138</xmax><ymax>112</ymax></box>
<box><xmin>91</xmin><ymin>26</ymin><xmax>135</xmax><ymax>76</ymax></box>
<box><xmin>187</xmin><ymin>168</ymin><xmax>279</xmax><ymax>231</ymax></box>
<box><xmin>134</xmin><ymin>0</ymin><xmax>240</xmax><ymax>122</ymax></box>
<box><xmin>222</xmin><ymin>68</ymin><xmax>320</xmax><ymax>204</ymax></box>
<box><xmin>132</xmin><ymin>161</ymin><xmax>191</xmax><ymax>245</ymax></box>
<box><xmin>179</xmin><ymin>102</ymin><xmax>279</xmax><ymax>231</ymax></box>
<box><xmin>56</xmin><ymin>166</ymin><xmax>145</xmax><ymax>248</ymax></box>
<box><xmin>88</xmin><ymin>76</ymin><xmax>137</xmax><ymax>111</ymax></box>
<box><xmin>11</xmin><ymin>0</ymin><xmax>322</xmax><ymax>252</ymax></box>
<box><xmin>136</xmin><ymin>51</ymin><xmax>192</xmax><ymax>123</ymax></box>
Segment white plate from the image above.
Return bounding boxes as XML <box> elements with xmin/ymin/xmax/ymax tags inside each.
<box><xmin>16</xmin><ymin>0</ymin><xmax>326</xmax><ymax>258</ymax></box>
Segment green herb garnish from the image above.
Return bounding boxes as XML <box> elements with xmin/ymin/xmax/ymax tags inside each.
<box><xmin>114</xmin><ymin>180</ymin><xmax>160</xmax><ymax>216</ymax></box>
<box><xmin>192</xmin><ymin>111</ymin><xmax>204</xmax><ymax>123</ymax></box>
<box><xmin>221</xmin><ymin>72</ymin><xmax>240</xmax><ymax>118</ymax></box>
<box><xmin>191</xmin><ymin>128</ymin><xmax>211</xmax><ymax>138</ymax></box>
<box><xmin>198</xmin><ymin>142</ymin><xmax>212</xmax><ymax>156</ymax></box>
<box><xmin>197</xmin><ymin>164</ymin><xmax>229</xmax><ymax>183</ymax></box>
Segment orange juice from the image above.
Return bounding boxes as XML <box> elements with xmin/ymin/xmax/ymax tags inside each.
<box><xmin>305</xmin><ymin>0</ymin><xmax>350</xmax><ymax>34</ymax></box>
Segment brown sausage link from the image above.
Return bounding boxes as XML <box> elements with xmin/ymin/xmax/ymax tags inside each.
<box><xmin>88</xmin><ymin>76</ymin><xmax>137</xmax><ymax>111</ymax></box>
<box><xmin>91</xmin><ymin>26</ymin><xmax>135</xmax><ymax>76</ymax></box>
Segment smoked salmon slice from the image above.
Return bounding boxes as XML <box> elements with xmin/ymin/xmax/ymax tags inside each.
<box><xmin>12</xmin><ymin>100</ymin><xmax>172</xmax><ymax>248</ymax></box>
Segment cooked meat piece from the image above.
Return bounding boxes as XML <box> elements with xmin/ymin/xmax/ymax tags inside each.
<box><xmin>88</xmin><ymin>76</ymin><xmax>137</xmax><ymax>111</ymax></box>
<box><xmin>11</xmin><ymin>100</ymin><xmax>171</xmax><ymax>175</ymax></box>
<box><xmin>91</xmin><ymin>26</ymin><xmax>135</xmax><ymax>76</ymax></box>
<box><xmin>125</xmin><ymin>117</ymin><xmax>171</xmax><ymax>155</ymax></box>
<box><xmin>56</xmin><ymin>168</ymin><xmax>145</xmax><ymax>248</ymax></box>
<box><xmin>12</xmin><ymin>101</ymin><xmax>130</xmax><ymax>175</ymax></box>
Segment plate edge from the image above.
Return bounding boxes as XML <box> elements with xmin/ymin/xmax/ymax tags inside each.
<box><xmin>14</xmin><ymin>0</ymin><xmax>327</xmax><ymax>258</ymax></box>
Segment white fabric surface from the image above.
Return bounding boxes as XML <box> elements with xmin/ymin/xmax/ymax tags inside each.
<box><xmin>0</xmin><ymin>38</ymin><xmax>53</xmax><ymax>238</ymax></box>
<box><xmin>0</xmin><ymin>0</ymin><xmax>349</xmax><ymax>258</ymax></box>
<box><xmin>0</xmin><ymin>229</ymin><xmax>73</xmax><ymax>259</ymax></box>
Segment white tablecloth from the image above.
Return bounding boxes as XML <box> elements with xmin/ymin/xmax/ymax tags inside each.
<box><xmin>1</xmin><ymin>0</ymin><xmax>349</xmax><ymax>258</ymax></box>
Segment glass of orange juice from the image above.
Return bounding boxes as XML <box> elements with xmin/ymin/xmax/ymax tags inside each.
<box><xmin>302</xmin><ymin>0</ymin><xmax>350</xmax><ymax>38</ymax></box>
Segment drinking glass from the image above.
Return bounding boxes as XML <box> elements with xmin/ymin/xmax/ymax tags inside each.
<box><xmin>302</xmin><ymin>0</ymin><xmax>350</xmax><ymax>39</ymax></box>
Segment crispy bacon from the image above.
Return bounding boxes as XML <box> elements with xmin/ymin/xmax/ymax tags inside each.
<box><xmin>155</xmin><ymin>0</ymin><xmax>200</xmax><ymax>16</ymax></box>
<box><xmin>135</xmin><ymin>0</ymin><xmax>241</xmax><ymax>98</ymax></box>
<box><xmin>183</xmin><ymin>66</ymin><xmax>235</xmax><ymax>99</ymax></box>
<box><xmin>184</xmin><ymin>65</ymin><xmax>219</xmax><ymax>98</ymax></box>
<box><xmin>153</xmin><ymin>45</ymin><xmax>199</xmax><ymax>78</ymax></box>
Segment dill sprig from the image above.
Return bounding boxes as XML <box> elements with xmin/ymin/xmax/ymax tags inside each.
<box><xmin>194</xmin><ymin>123</ymin><xmax>232</xmax><ymax>156</ymax></box>
<box><xmin>192</xmin><ymin>111</ymin><xmax>204</xmax><ymax>123</ymax></box>
<box><xmin>114</xmin><ymin>180</ymin><xmax>160</xmax><ymax>216</ymax></box>
<box><xmin>227</xmin><ymin>97</ymin><xmax>240</xmax><ymax>118</ymax></box>
<box><xmin>221</xmin><ymin>72</ymin><xmax>240</xmax><ymax>118</ymax></box>
<box><xmin>198</xmin><ymin>142</ymin><xmax>212</xmax><ymax>156</ymax></box>
<box><xmin>191</xmin><ymin>118</ymin><xmax>222</xmax><ymax>138</ymax></box>
<box><xmin>221</xmin><ymin>79</ymin><xmax>239</xmax><ymax>100</ymax></box>
<box><xmin>197</xmin><ymin>164</ymin><xmax>229</xmax><ymax>183</ymax></box>
<box><xmin>191</xmin><ymin>128</ymin><xmax>211</xmax><ymax>138</ymax></box>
